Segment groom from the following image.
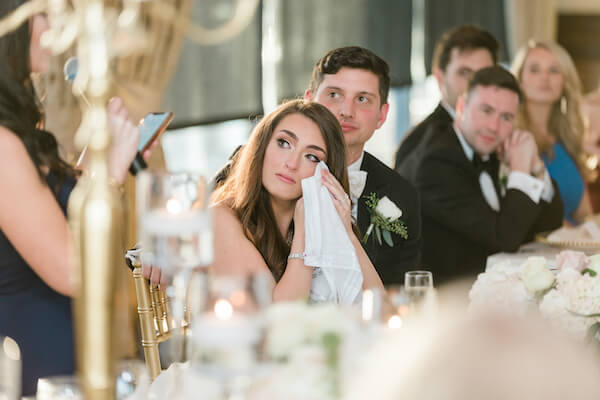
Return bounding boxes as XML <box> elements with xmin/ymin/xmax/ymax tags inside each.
<box><xmin>305</xmin><ymin>46</ymin><xmax>421</xmax><ymax>285</ymax></box>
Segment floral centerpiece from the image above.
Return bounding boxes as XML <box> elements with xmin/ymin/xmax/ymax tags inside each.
<box><xmin>470</xmin><ymin>250</ymin><xmax>600</xmax><ymax>341</ymax></box>
<box><xmin>249</xmin><ymin>302</ymin><xmax>361</xmax><ymax>400</ymax></box>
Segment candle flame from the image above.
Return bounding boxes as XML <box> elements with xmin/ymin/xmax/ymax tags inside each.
<box><xmin>387</xmin><ymin>315</ymin><xmax>403</xmax><ymax>329</ymax></box>
<box><xmin>166</xmin><ymin>197</ymin><xmax>183</xmax><ymax>214</ymax></box>
<box><xmin>214</xmin><ymin>299</ymin><xmax>233</xmax><ymax>320</ymax></box>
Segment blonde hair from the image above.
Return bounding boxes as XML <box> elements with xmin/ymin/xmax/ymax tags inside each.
<box><xmin>511</xmin><ymin>40</ymin><xmax>591</xmax><ymax>180</ymax></box>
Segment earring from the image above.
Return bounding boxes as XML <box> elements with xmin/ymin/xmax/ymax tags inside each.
<box><xmin>560</xmin><ymin>95</ymin><xmax>567</xmax><ymax>115</ymax></box>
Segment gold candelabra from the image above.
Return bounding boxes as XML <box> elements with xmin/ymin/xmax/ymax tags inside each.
<box><xmin>0</xmin><ymin>0</ymin><xmax>259</xmax><ymax>399</ymax></box>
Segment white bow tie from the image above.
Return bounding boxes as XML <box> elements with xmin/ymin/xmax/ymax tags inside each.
<box><xmin>348</xmin><ymin>170</ymin><xmax>368</xmax><ymax>200</ymax></box>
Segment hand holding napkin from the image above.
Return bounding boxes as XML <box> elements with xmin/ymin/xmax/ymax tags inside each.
<box><xmin>301</xmin><ymin>162</ymin><xmax>363</xmax><ymax>305</ymax></box>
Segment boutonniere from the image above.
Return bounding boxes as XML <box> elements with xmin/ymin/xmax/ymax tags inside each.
<box><xmin>498</xmin><ymin>162</ymin><xmax>510</xmax><ymax>197</ymax></box>
<box><xmin>362</xmin><ymin>192</ymin><xmax>408</xmax><ymax>247</ymax></box>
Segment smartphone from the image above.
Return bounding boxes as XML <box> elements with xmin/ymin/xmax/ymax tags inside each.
<box><xmin>137</xmin><ymin>111</ymin><xmax>174</xmax><ymax>153</ymax></box>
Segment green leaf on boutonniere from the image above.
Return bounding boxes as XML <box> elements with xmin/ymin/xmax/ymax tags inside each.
<box><xmin>382</xmin><ymin>229</ymin><xmax>394</xmax><ymax>247</ymax></box>
<box><xmin>362</xmin><ymin>192</ymin><xmax>408</xmax><ymax>246</ymax></box>
<box><xmin>375</xmin><ymin>224</ymin><xmax>382</xmax><ymax>245</ymax></box>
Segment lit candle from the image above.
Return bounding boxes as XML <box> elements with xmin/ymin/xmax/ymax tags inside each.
<box><xmin>192</xmin><ymin>299</ymin><xmax>260</xmax><ymax>348</ymax></box>
<box><xmin>387</xmin><ymin>315</ymin><xmax>403</xmax><ymax>329</ymax></box>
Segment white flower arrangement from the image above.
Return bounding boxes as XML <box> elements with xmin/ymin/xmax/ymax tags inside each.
<box><xmin>470</xmin><ymin>250</ymin><xmax>600</xmax><ymax>341</ymax></box>
<box><xmin>518</xmin><ymin>256</ymin><xmax>556</xmax><ymax>295</ymax></box>
<box><xmin>469</xmin><ymin>261</ymin><xmax>535</xmax><ymax>316</ymax></box>
<box><xmin>262</xmin><ymin>302</ymin><xmax>361</xmax><ymax>399</ymax></box>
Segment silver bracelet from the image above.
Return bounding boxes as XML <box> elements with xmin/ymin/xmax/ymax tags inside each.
<box><xmin>287</xmin><ymin>252</ymin><xmax>306</xmax><ymax>260</ymax></box>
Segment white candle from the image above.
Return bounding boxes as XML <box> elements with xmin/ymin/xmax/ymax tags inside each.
<box><xmin>142</xmin><ymin>209</ymin><xmax>211</xmax><ymax>236</ymax></box>
<box><xmin>193</xmin><ymin>315</ymin><xmax>260</xmax><ymax>348</ymax></box>
<box><xmin>192</xmin><ymin>300</ymin><xmax>260</xmax><ymax>348</ymax></box>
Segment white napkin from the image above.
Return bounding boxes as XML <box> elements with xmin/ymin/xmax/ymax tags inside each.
<box><xmin>301</xmin><ymin>161</ymin><xmax>363</xmax><ymax>305</ymax></box>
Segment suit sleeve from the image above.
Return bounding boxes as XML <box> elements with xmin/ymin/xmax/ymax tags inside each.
<box><xmin>530</xmin><ymin>179</ymin><xmax>563</xmax><ymax>237</ymax></box>
<box><xmin>416</xmin><ymin>150</ymin><xmax>555</xmax><ymax>253</ymax></box>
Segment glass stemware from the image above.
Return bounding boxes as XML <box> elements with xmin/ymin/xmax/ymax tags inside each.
<box><xmin>136</xmin><ymin>171</ymin><xmax>213</xmax><ymax>398</ymax></box>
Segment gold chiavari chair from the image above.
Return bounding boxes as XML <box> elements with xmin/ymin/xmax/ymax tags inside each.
<box><xmin>127</xmin><ymin>257</ymin><xmax>168</xmax><ymax>380</ymax></box>
<box><xmin>126</xmin><ymin>249</ymin><xmax>189</xmax><ymax>381</ymax></box>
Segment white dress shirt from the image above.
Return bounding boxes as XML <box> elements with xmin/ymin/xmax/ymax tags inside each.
<box><xmin>348</xmin><ymin>152</ymin><xmax>365</xmax><ymax>220</ymax></box>
<box><xmin>453</xmin><ymin>127</ymin><xmax>554</xmax><ymax>211</ymax></box>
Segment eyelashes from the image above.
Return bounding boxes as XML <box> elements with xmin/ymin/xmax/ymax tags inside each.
<box><xmin>276</xmin><ymin>138</ymin><xmax>321</xmax><ymax>163</ymax></box>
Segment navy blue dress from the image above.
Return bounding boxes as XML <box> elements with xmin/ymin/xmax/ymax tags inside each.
<box><xmin>0</xmin><ymin>172</ymin><xmax>76</xmax><ymax>396</ymax></box>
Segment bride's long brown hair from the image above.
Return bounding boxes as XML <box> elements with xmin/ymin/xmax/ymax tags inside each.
<box><xmin>212</xmin><ymin>99</ymin><xmax>350</xmax><ymax>280</ymax></box>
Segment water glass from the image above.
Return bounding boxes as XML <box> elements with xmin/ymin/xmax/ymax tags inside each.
<box><xmin>404</xmin><ymin>270</ymin><xmax>434</xmax><ymax>316</ymax></box>
<box><xmin>136</xmin><ymin>171</ymin><xmax>213</xmax><ymax>366</ymax></box>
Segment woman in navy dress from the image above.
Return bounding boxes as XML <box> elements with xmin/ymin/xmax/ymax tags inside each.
<box><xmin>0</xmin><ymin>0</ymin><xmax>144</xmax><ymax>395</ymax></box>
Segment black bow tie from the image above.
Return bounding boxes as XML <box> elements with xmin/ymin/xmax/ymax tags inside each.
<box><xmin>472</xmin><ymin>154</ymin><xmax>495</xmax><ymax>174</ymax></box>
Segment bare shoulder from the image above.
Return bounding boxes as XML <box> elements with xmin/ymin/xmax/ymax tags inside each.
<box><xmin>212</xmin><ymin>203</ymin><xmax>243</xmax><ymax>232</ymax></box>
<box><xmin>211</xmin><ymin>203</ymin><xmax>268</xmax><ymax>274</ymax></box>
<box><xmin>212</xmin><ymin>203</ymin><xmax>251</xmax><ymax>248</ymax></box>
<box><xmin>0</xmin><ymin>126</ymin><xmax>39</xmax><ymax>182</ymax></box>
<box><xmin>0</xmin><ymin>126</ymin><xmax>28</xmax><ymax>157</ymax></box>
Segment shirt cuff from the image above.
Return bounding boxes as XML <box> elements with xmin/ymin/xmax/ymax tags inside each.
<box><xmin>506</xmin><ymin>171</ymin><xmax>545</xmax><ymax>204</ymax></box>
<box><xmin>539</xmin><ymin>169</ymin><xmax>555</xmax><ymax>203</ymax></box>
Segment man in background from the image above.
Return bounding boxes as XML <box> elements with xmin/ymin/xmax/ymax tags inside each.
<box><xmin>397</xmin><ymin>66</ymin><xmax>562</xmax><ymax>284</ymax></box>
<box><xmin>394</xmin><ymin>25</ymin><xmax>498</xmax><ymax>173</ymax></box>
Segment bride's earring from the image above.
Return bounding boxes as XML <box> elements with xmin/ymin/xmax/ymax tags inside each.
<box><xmin>560</xmin><ymin>95</ymin><xmax>567</xmax><ymax>115</ymax></box>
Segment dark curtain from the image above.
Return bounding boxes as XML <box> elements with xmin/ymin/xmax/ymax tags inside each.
<box><xmin>162</xmin><ymin>0</ymin><xmax>262</xmax><ymax>127</ymax></box>
<box><xmin>272</xmin><ymin>0</ymin><xmax>412</xmax><ymax>102</ymax></box>
<box><xmin>424</xmin><ymin>0</ymin><xmax>509</xmax><ymax>74</ymax></box>
<box><xmin>163</xmin><ymin>0</ymin><xmax>412</xmax><ymax>126</ymax></box>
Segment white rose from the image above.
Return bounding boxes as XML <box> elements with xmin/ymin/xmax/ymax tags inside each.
<box><xmin>375</xmin><ymin>196</ymin><xmax>402</xmax><ymax>221</ymax></box>
<box><xmin>518</xmin><ymin>256</ymin><xmax>555</xmax><ymax>294</ymax></box>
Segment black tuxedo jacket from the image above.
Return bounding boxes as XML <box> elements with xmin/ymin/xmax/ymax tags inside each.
<box><xmin>397</xmin><ymin>125</ymin><xmax>563</xmax><ymax>285</ymax></box>
<box><xmin>357</xmin><ymin>152</ymin><xmax>422</xmax><ymax>284</ymax></box>
<box><xmin>394</xmin><ymin>103</ymin><xmax>453</xmax><ymax>173</ymax></box>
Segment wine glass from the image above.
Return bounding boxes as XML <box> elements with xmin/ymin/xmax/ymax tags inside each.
<box><xmin>404</xmin><ymin>270</ymin><xmax>435</xmax><ymax>317</ymax></box>
<box><xmin>136</xmin><ymin>171</ymin><xmax>213</xmax><ymax>387</ymax></box>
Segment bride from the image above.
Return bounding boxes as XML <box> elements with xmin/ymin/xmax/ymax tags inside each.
<box><xmin>210</xmin><ymin>99</ymin><xmax>383</xmax><ymax>302</ymax></box>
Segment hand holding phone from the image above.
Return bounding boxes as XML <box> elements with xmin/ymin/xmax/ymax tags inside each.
<box><xmin>137</xmin><ymin>112</ymin><xmax>174</xmax><ymax>153</ymax></box>
<box><xmin>129</xmin><ymin>111</ymin><xmax>174</xmax><ymax>175</ymax></box>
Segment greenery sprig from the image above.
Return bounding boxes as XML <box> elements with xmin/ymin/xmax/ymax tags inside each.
<box><xmin>363</xmin><ymin>192</ymin><xmax>408</xmax><ymax>247</ymax></box>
